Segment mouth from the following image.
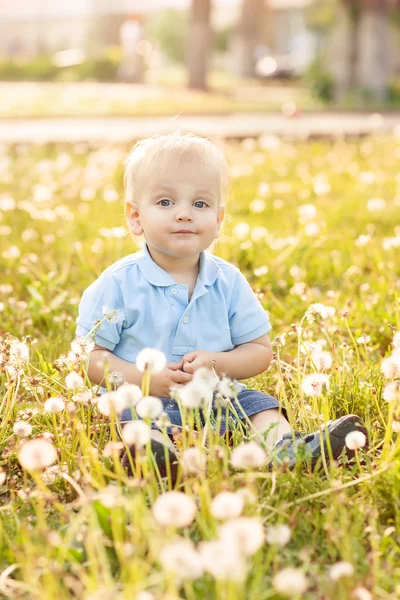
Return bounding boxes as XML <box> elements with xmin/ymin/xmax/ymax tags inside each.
<box><xmin>173</xmin><ymin>231</ymin><xmax>196</xmax><ymax>234</ymax></box>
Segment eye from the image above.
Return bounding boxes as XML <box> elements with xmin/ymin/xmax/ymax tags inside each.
<box><xmin>194</xmin><ymin>201</ymin><xmax>208</xmax><ymax>209</ymax></box>
<box><xmin>158</xmin><ymin>199</ymin><xmax>172</xmax><ymax>207</ymax></box>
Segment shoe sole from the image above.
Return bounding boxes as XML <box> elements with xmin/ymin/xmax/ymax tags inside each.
<box><xmin>309</xmin><ymin>414</ymin><xmax>369</xmax><ymax>468</ymax></box>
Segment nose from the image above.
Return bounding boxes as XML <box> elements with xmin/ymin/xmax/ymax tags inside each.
<box><xmin>176</xmin><ymin>208</ymin><xmax>192</xmax><ymax>222</ymax></box>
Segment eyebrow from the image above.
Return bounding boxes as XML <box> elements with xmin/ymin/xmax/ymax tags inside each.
<box><xmin>150</xmin><ymin>187</ymin><xmax>216</xmax><ymax>201</ymax></box>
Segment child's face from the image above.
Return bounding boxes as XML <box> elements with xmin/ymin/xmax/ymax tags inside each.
<box><xmin>126</xmin><ymin>154</ymin><xmax>225</xmax><ymax>262</ymax></box>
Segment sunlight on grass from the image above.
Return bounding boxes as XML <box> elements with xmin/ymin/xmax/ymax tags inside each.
<box><xmin>0</xmin><ymin>135</ymin><xmax>399</xmax><ymax>598</ymax></box>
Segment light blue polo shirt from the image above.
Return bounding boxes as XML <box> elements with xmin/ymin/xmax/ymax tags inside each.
<box><xmin>75</xmin><ymin>242</ymin><xmax>271</xmax><ymax>391</ymax></box>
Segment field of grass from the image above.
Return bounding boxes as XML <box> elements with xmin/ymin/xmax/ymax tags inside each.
<box><xmin>0</xmin><ymin>77</ymin><xmax>319</xmax><ymax>119</ymax></box>
<box><xmin>0</xmin><ymin>135</ymin><xmax>400</xmax><ymax>599</ymax></box>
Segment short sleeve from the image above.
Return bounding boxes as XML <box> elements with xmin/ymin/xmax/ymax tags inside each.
<box><xmin>229</xmin><ymin>270</ymin><xmax>271</xmax><ymax>346</ymax></box>
<box><xmin>75</xmin><ymin>274</ymin><xmax>126</xmax><ymax>351</ymax></box>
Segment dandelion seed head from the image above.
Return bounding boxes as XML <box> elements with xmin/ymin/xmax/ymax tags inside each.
<box><xmin>136</xmin><ymin>396</ymin><xmax>163</xmax><ymax>420</ymax></box>
<box><xmin>136</xmin><ymin>348</ymin><xmax>166</xmax><ymax>374</ymax></box>
<box><xmin>345</xmin><ymin>430</ymin><xmax>366</xmax><ymax>450</ymax></box>
<box><xmin>265</xmin><ymin>524</ymin><xmax>292</xmax><ymax>547</ymax></box>
<box><xmin>231</xmin><ymin>441</ymin><xmax>268</xmax><ymax>470</ymax></box>
<box><xmin>18</xmin><ymin>438</ymin><xmax>57</xmax><ymax>471</ymax></box>
<box><xmin>219</xmin><ymin>517</ymin><xmax>265</xmax><ymax>556</ymax></box>
<box><xmin>159</xmin><ymin>538</ymin><xmax>204</xmax><ymax>580</ymax></box>
<box><xmin>382</xmin><ymin>381</ymin><xmax>400</xmax><ymax>403</ymax></box>
<box><xmin>115</xmin><ymin>383</ymin><xmax>143</xmax><ymax>408</ymax></box>
<box><xmin>311</xmin><ymin>350</ymin><xmax>333</xmax><ymax>371</ymax></box>
<box><xmin>272</xmin><ymin>567</ymin><xmax>308</xmax><ymax>596</ymax></box>
<box><xmin>199</xmin><ymin>539</ymin><xmax>246</xmax><ymax>581</ymax></box>
<box><xmin>211</xmin><ymin>491</ymin><xmax>244</xmax><ymax>520</ymax></box>
<box><xmin>44</xmin><ymin>397</ymin><xmax>65</xmax><ymax>414</ymax></box>
<box><xmin>152</xmin><ymin>491</ymin><xmax>197</xmax><ymax>528</ymax></box>
<box><xmin>329</xmin><ymin>561</ymin><xmax>354</xmax><ymax>581</ymax></box>
<box><xmin>65</xmin><ymin>372</ymin><xmax>84</xmax><ymax>390</ymax></box>
<box><xmin>13</xmin><ymin>421</ymin><xmax>32</xmax><ymax>437</ymax></box>
<box><xmin>301</xmin><ymin>373</ymin><xmax>330</xmax><ymax>397</ymax></box>
<box><xmin>101</xmin><ymin>305</ymin><xmax>125</xmax><ymax>324</ymax></box>
<box><xmin>181</xmin><ymin>447</ymin><xmax>206</xmax><ymax>474</ymax></box>
<box><xmin>121</xmin><ymin>421</ymin><xmax>151</xmax><ymax>447</ymax></box>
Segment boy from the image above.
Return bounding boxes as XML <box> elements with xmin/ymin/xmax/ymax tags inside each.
<box><xmin>76</xmin><ymin>132</ymin><xmax>368</xmax><ymax>480</ymax></box>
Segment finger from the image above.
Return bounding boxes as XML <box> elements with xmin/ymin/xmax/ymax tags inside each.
<box><xmin>175</xmin><ymin>370</ymin><xmax>193</xmax><ymax>383</ymax></box>
<box><xmin>182</xmin><ymin>361</ymin><xmax>193</xmax><ymax>374</ymax></box>
<box><xmin>167</xmin><ymin>360</ymin><xmax>183</xmax><ymax>371</ymax></box>
<box><xmin>183</xmin><ymin>352</ymin><xmax>196</xmax><ymax>363</ymax></box>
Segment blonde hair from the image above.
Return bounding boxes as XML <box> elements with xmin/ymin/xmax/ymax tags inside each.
<box><xmin>124</xmin><ymin>131</ymin><xmax>231</xmax><ymax>211</ymax></box>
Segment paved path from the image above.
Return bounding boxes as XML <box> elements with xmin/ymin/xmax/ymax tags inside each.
<box><xmin>1</xmin><ymin>112</ymin><xmax>400</xmax><ymax>142</ymax></box>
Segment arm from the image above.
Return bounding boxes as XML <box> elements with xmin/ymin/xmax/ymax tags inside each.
<box><xmin>88</xmin><ymin>346</ymin><xmax>143</xmax><ymax>387</ymax></box>
<box><xmin>183</xmin><ymin>333</ymin><xmax>273</xmax><ymax>380</ymax></box>
<box><xmin>216</xmin><ymin>333</ymin><xmax>273</xmax><ymax>380</ymax></box>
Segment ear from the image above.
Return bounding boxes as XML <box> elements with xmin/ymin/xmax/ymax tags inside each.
<box><xmin>126</xmin><ymin>201</ymin><xmax>143</xmax><ymax>236</ymax></box>
<box><xmin>215</xmin><ymin>206</ymin><xmax>225</xmax><ymax>238</ymax></box>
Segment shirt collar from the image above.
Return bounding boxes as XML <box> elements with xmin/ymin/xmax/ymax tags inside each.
<box><xmin>137</xmin><ymin>242</ymin><xmax>219</xmax><ymax>287</ymax></box>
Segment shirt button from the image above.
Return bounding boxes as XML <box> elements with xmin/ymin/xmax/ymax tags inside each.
<box><xmin>171</xmin><ymin>288</ymin><xmax>177</xmax><ymax>295</ymax></box>
<box><xmin>182</xmin><ymin>316</ymin><xmax>189</xmax><ymax>324</ymax></box>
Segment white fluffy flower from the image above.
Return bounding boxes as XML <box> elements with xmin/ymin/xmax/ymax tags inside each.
<box><xmin>199</xmin><ymin>540</ymin><xmax>246</xmax><ymax>582</ymax></box>
<box><xmin>298</xmin><ymin>203</ymin><xmax>316</xmax><ymax>223</ymax></box>
<box><xmin>211</xmin><ymin>492</ymin><xmax>244</xmax><ymax>520</ymax></box>
<box><xmin>231</xmin><ymin>441</ymin><xmax>268</xmax><ymax>470</ymax></box>
<box><xmin>159</xmin><ymin>538</ymin><xmax>204</xmax><ymax>580</ymax></box>
<box><xmin>9</xmin><ymin>340</ymin><xmax>29</xmax><ymax>364</ymax></box>
<box><xmin>301</xmin><ymin>373</ymin><xmax>330</xmax><ymax>397</ymax></box>
<box><xmin>306</xmin><ymin>303</ymin><xmax>335</xmax><ymax>322</ymax></box>
<box><xmin>97</xmin><ymin>392</ymin><xmax>118</xmax><ymax>417</ymax></box>
<box><xmin>136</xmin><ymin>396</ymin><xmax>163</xmax><ymax>420</ymax></box>
<box><xmin>367</xmin><ymin>197</ymin><xmax>386</xmax><ymax>212</ymax></box>
<box><xmin>217</xmin><ymin>377</ymin><xmax>237</xmax><ymax>398</ymax></box>
<box><xmin>328</xmin><ymin>561</ymin><xmax>354</xmax><ymax>581</ymax></box>
<box><xmin>121</xmin><ymin>421</ymin><xmax>151</xmax><ymax>447</ymax></box>
<box><xmin>219</xmin><ymin>517</ymin><xmax>265</xmax><ymax>556</ymax></box>
<box><xmin>178</xmin><ymin>381</ymin><xmax>213</xmax><ymax>409</ymax></box>
<box><xmin>193</xmin><ymin>367</ymin><xmax>219</xmax><ymax>389</ymax></box>
<box><xmin>393</xmin><ymin>331</ymin><xmax>400</xmax><ymax>350</ymax></box>
<box><xmin>180</xmin><ymin>447</ymin><xmax>207</xmax><ymax>474</ymax></box>
<box><xmin>136</xmin><ymin>348</ymin><xmax>166</xmax><ymax>374</ymax></box>
<box><xmin>65</xmin><ymin>372</ymin><xmax>84</xmax><ymax>390</ymax></box>
<box><xmin>265</xmin><ymin>524</ymin><xmax>292</xmax><ymax>547</ymax></box>
<box><xmin>18</xmin><ymin>439</ymin><xmax>57</xmax><ymax>471</ymax></box>
<box><xmin>272</xmin><ymin>567</ymin><xmax>308</xmax><ymax>596</ymax></box>
<box><xmin>152</xmin><ymin>491</ymin><xmax>197</xmax><ymax>528</ymax></box>
<box><xmin>115</xmin><ymin>383</ymin><xmax>143</xmax><ymax>408</ymax></box>
<box><xmin>44</xmin><ymin>397</ymin><xmax>65</xmax><ymax>414</ymax></box>
<box><xmin>382</xmin><ymin>381</ymin><xmax>400</xmax><ymax>403</ymax></box>
<box><xmin>101</xmin><ymin>305</ymin><xmax>124</xmax><ymax>324</ymax></box>
<box><xmin>311</xmin><ymin>350</ymin><xmax>333</xmax><ymax>371</ymax></box>
<box><xmin>13</xmin><ymin>421</ymin><xmax>33</xmax><ymax>437</ymax></box>
<box><xmin>345</xmin><ymin>430</ymin><xmax>367</xmax><ymax>450</ymax></box>
<box><xmin>381</xmin><ymin>353</ymin><xmax>400</xmax><ymax>380</ymax></box>
<box><xmin>352</xmin><ymin>587</ymin><xmax>372</xmax><ymax>600</ymax></box>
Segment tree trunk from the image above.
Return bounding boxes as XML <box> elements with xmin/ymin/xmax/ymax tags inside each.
<box><xmin>356</xmin><ymin>3</ymin><xmax>391</xmax><ymax>101</ymax></box>
<box><xmin>233</xmin><ymin>0</ymin><xmax>265</xmax><ymax>78</ymax></box>
<box><xmin>187</xmin><ymin>0</ymin><xmax>211</xmax><ymax>90</ymax></box>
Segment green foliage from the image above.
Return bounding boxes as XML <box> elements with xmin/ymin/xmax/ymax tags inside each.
<box><xmin>0</xmin><ymin>52</ymin><xmax>120</xmax><ymax>82</ymax></box>
<box><xmin>146</xmin><ymin>9</ymin><xmax>188</xmax><ymax>65</ymax></box>
<box><xmin>303</xmin><ymin>56</ymin><xmax>335</xmax><ymax>102</ymax></box>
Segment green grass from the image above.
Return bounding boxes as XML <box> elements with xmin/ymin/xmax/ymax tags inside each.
<box><xmin>0</xmin><ymin>74</ymin><xmax>319</xmax><ymax>118</ymax></box>
<box><xmin>0</xmin><ymin>136</ymin><xmax>400</xmax><ymax>599</ymax></box>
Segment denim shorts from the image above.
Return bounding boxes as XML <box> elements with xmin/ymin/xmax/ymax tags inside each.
<box><xmin>119</xmin><ymin>389</ymin><xmax>288</xmax><ymax>436</ymax></box>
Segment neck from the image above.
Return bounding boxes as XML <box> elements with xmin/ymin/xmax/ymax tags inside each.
<box><xmin>146</xmin><ymin>244</ymin><xmax>200</xmax><ymax>276</ymax></box>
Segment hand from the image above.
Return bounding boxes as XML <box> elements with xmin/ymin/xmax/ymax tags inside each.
<box><xmin>182</xmin><ymin>350</ymin><xmax>218</xmax><ymax>375</ymax></box>
<box><xmin>149</xmin><ymin>364</ymin><xmax>193</xmax><ymax>398</ymax></box>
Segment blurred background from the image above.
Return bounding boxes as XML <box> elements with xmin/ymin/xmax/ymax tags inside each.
<box><xmin>1</xmin><ymin>0</ymin><xmax>400</xmax><ymax>117</ymax></box>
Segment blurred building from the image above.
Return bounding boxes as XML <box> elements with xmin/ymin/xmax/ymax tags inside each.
<box><xmin>0</xmin><ymin>0</ymin><xmax>311</xmax><ymax>58</ymax></box>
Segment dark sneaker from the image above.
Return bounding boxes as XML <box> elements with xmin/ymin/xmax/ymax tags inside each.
<box><xmin>122</xmin><ymin>438</ymin><xmax>179</xmax><ymax>487</ymax></box>
<box><xmin>269</xmin><ymin>414</ymin><xmax>369</xmax><ymax>470</ymax></box>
